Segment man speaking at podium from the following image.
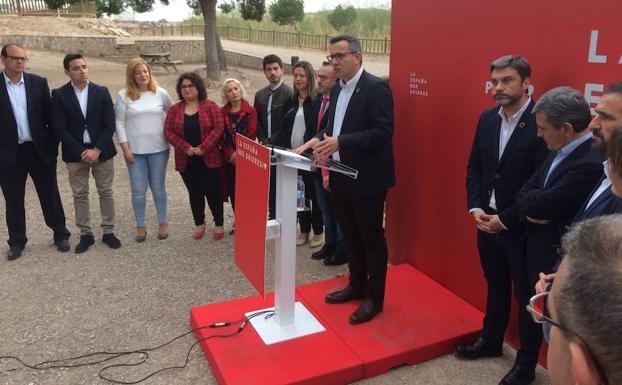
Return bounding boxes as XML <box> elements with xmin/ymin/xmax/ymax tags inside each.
<box><xmin>308</xmin><ymin>34</ymin><xmax>395</xmax><ymax>325</ymax></box>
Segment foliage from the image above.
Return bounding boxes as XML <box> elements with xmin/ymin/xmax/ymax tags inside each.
<box><xmin>95</xmin><ymin>0</ymin><xmax>126</xmax><ymax>16</ymax></box>
<box><xmin>327</xmin><ymin>5</ymin><xmax>356</xmax><ymax>31</ymax></box>
<box><xmin>219</xmin><ymin>0</ymin><xmax>235</xmax><ymax>13</ymax></box>
<box><xmin>238</xmin><ymin>0</ymin><xmax>265</xmax><ymax>22</ymax></box>
<box><xmin>269</xmin><ymin>0</ymin><xmax>304</xmax><ymax>30</ymax></box>
<box><xmin>184</xmin><ymin>5</ymin><xmax>391</xmax><ymax>38</ymax></box>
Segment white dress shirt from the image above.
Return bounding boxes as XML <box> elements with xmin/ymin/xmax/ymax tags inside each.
<box><xmin>544</xmin><ymin>132</ymin><xmax>593</xmax><ymax>187</ymax></box>
<box><xmin>72</xmin><ymin>81</ymin><xmax>91</xmax><ymax>144</ymax></box>
<box><xmin>332</xmin><ymin>66</ymin><xmax>365</xmax><ymax>161</ymax></box>
<box><xmin>584</xmin><ymin>160</ymin><xmax>612</xmax><ymax>210</ymax></box>
<box><xmin>3</xmin><ymin>71</ymin><xmax>32</xmax><ymax>143</ymax></box>
<box><xmin>290</xmin><ymin>105</ymin><xmax>306</xmax><ymax>149</ymax></box>
<box><xmin>488</xmin><ymin>97</ymin><xmax>532</xmax><ymax>210</ymax></box>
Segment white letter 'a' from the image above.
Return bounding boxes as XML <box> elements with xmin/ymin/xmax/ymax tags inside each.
<box><xmin>588</xmin><ymin>30</ymin><xmax>607</xmax><ymax>64</ymax></box>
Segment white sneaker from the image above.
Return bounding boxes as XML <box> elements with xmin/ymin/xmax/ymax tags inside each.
<box><xmin>309</xmin><ymin>233</ymin><xmax>325</xmax><ymax>248</ymax></box>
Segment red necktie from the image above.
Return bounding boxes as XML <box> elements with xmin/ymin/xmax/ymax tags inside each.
<box><xmin>316</xmin><ymin>97</ymin><xmax>329</xmax><ymax>132</ymax></box>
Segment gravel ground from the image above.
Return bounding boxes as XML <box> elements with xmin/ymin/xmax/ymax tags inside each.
<box><xmin>0</xmin><ymin>50</ymin><xmax>549</xmax><ymax>385</ymax></box>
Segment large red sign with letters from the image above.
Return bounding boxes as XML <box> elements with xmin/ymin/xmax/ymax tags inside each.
<box><xmin>387</xmin><ymin>0</ymin><xmax>619</xmax><ymax>351</ymax></box>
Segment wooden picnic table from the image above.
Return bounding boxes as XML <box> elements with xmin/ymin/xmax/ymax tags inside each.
<box><xmin>140</xmin><ymin>52</ymin><xmax>183</xmax><ymax>72</ymax></box>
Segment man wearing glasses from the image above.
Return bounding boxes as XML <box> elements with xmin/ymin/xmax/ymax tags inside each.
<box><xmin>295</xmin><ymin>61</ymin><xmax>347</xmax><ymax>266</ymax></box>
<box><xmin>0</xmin><ymin>43</ymin><xmax>70</xmax><ymax>260</ymax></box>
<box><xmin>527</xmin><ymin>215</ymin><xmax>620</xmax><ymax>385</ymax></box>
<box><xmin>309</xmin><ymin>35</ymin><xmax>395</xmax><ymax>324</ymax></box>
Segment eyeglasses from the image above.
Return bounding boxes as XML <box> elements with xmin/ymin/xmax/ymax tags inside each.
<box><xmin>326</xmin><ymin>51</ymin><xmax>357</xmax><ymax>62</ymax></box>
<box><xmin>317</xmin><ymin>75</ymin><xmax>335</xmax><ymax>81</ymax></box>
<box><xmin>181</xmin><ymin>84</ymin><xmax>195</xmax><ymax>90</ymax></box>
<box><xmin>6</xmin><ymin>55</ymin><xmax>28</xmax><ymax>62</ymax></box>
<box><xmin>526</xmin><ymin>291</ymin><xmax>610</xmax><ymax>385</ymax></box>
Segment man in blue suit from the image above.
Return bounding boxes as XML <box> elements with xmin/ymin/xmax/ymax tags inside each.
<box><xmin>573</xmin><ymin>83</ymin><xmax>622</xmax><ymax>221</ymax></box>
<box><xmin>461</xmin><ymin>55</ymin><xmax>548</xmax><ymax>385</ymax></box>
<box><xmin>0</xmin><ymin>44</ymin><xmax>70</xmax><ymax>260</ymax></box>
<box><xmin>52</xmin><ymin>53</ymin><xmax>121</xmax><ymax>254</ymax></box>
<box><xmin>511</xmin><ymin>87</ymin><xmax>604</xmax><ymax>384</ymax></box>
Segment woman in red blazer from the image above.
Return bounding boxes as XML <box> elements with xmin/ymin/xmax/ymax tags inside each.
<box><xmin>164</xmin><ymin>73</ymin><xmax>225</xmax><ymax>240</ymax></box>
<box><xmin>220</xmin><ymin>78</ymin><xmax>258</xmax><ymax>233</ymax></box>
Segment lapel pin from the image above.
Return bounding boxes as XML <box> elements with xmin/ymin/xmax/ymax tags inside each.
<box><xmin>355</xmin><ymin>88</ymin><xmax>360</xmax><ymax>93</ymax></box>
<box><xmin>519</xmin><ymin>122</ymin><xmax>525</xmax><ymax>128</ymax></box>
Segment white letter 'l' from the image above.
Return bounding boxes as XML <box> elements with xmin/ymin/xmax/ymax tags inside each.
<box><xmin>588</xmin><ymin>30</ymin><xmax>607</xmax><ymax>64</ymax></box>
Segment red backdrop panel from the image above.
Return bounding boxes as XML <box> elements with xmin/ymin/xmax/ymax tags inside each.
<box><xmin>386</xmin><ymin>0</ymin><xmax>620</xmax><ymax>341</ymax></box>
<box><xmin>234</xmin><ymin>135</ymin><xmax>271</xmax><ymax>297</ymax></box>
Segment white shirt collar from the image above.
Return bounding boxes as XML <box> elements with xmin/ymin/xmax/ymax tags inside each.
<box><xmin>3</xmin><ymin>71</ymin><xmax>24</xmax><ymax>86</ymax></box>
<box><xmin>604</xmin><ymin>160</ymin><xmax>610</xmax><ymax>179</ymax></box>
<box><xmin>71</xmin><ymin>80</ymin><xmax>89</xmax><ymax>92</ymax></box>
<box><xmin>498</xmin><ymin>97</ymin><xmax>531</xmax><ymax>123</ymax></box>
<box><xmin>339</xmin><ymin>66</ymin><xmax>364</xmax><ymax>90</ymax></box>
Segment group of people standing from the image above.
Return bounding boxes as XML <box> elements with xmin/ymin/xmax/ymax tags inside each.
<box><xmin>462</xmin><ymin>54</ymin><xmax>622</xmax><ymax>385</ymax></box>
<box><xmin>0</xmin><ymin>35</ymin><xmax>397</xmax><ymax>327</ymax></box>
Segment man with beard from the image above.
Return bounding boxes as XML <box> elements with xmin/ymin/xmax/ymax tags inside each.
<box><xmin>574</xmin><ymin>82</ymin><xmax>622</xmax><ymax>220</ymax></box>
<box><xmin>253</xmin><ymin>54</ymin><xmax>293</xmax><ymax>219</ymax></box>
<box><xmin>460</xmin><ymin>55</ymin><xmax>548</xmax><ymax>385</ymax></box>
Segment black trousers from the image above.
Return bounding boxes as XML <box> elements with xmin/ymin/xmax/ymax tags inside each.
<box><xmin>298</xmin><ymin>170</ymin><xmax>323</xmax><ymax>234</ymax></box>
<box><xmin>477</xmin><ymin>229</ymin><xmax>540</xmax><ymax>367</ymax></box>
<box><xmin>180</xmin><ymin>161</ymin><xmax>223</xmax><ymax>227</ymax></box>
<box><xmin>0</xmin><ymin>142</ymin><xmax>70</xmax><ymax>248</ymax></box>
<box><xmin>330</xmin><ymin>181</ymin><xmax>388</xmax><ymax>303</ymax></box>
<box><xmin>268</xmin><ymin>165</ymin><xmax>276</xmax><ymax>220</ymax></box>
<box><xmin>226</xmin><ymin>164</ymin><xmax>236</xmax><ymax>211</ymax></box>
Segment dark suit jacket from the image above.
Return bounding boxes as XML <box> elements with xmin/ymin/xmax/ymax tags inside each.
<box><xmin>466</xmin><ymin>101</ymin><xmax>548</xmax><ymax>231</ymax></box>
<box><xmin>0</xmin><ymin>72</ymin><xmax>57</xmax><ymax>170</ymax></box>
<box><xmin>273</xmin><ymin>95</ymin><xmax>316</xmax><ymax>149</ymax></box>
<box><xmin>254</xmin><ymin>83</ymin><xmax>294</xmax><ymax>145</ymax></box>
<box><xmin>317</xmin><ymin>70</ymin><xmax>395</xmax><ymax>197</ymax></box>
<box><xmin>517</xmin><ymin>137</ymin><xmax>604</xmax><ymax>265</ymax></box>
<box><xmin>573</xmin><ymin>177</ymin><xmax>622</xmax><ymax>222</ymax></box>
<box><xmin>51</xmin><ymin>81</ymin><xmax>116</xmax><ymax>163</ymax></box>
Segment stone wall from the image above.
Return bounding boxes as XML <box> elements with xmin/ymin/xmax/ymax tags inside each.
<box><xmin>0</xmin><ymin>34</ymin><xmax>117</xmax><ymax>57</ymax></box>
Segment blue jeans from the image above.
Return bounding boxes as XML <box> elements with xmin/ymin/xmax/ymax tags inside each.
<box><xmin>127</xmin><ymin>149</ymin><xmax>169</xmax><ymax>227</ymax></box>
<box><xmin>312</xmin><ymin>175</ymin><xmax>344</xmax><ymax>253</ymax></box>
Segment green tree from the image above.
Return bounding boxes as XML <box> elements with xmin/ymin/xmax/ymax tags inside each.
<box><xmin>218</xmin><ymin>0</ymin><xmax>235</xmax><ymax>14</ymax></box>
<box><xmin>269</xmin><ymin>0</ymin><xmax>304</xmax><ymax>31</ymax></box>
<box><xmin>327</xmin><ymin>5</ymin><xmax>356</xmax><ymax>31</ymax></box>
<box><xmin>238</xmin><ymin>0</ymin><xmax>265</xmax><ymax>22</ymax></box>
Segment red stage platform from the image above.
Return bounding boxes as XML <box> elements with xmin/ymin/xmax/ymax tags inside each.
<box><xmin>190</xmin><ymin>264</ymin><xmax>483</xmax><ymax>384</ymax></box>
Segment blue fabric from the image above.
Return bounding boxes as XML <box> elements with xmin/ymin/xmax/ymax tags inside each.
<box><xmin>312</xmin><ymin>176</ymin><xmax>345</xmax><ymax>253</ymax></box>
<box><xmin>127</xmin><ymin>149</ymin><xmax>169</xmax><ymax>227</ymax></box>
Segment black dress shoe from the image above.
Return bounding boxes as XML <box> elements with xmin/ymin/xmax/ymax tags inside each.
<box><xmin>499</xmin><ymin>364</ymin><xmax>536</xmax><ymax>385</ymax></box>
<box><xmin>7</xmin><ymin>245</ymin><xmax>24</xmax><ymax>261</ymax></box>
<box><xmin>325</xmin><ymin>285</ymin><xmax>364</xmax><ymax>304</ymax></box>
<box><xmin>349</xmin><ymin>298</ymin><xmax>383</xmax><ymax>324</ymax></box>
<box><xmin>54</xmin><ymin>239</ymin><xmax>70</xmax><ymax>252</ymax></box>
<box><xmin>455</xmin><ymin>337</ymin><xmax>503</xmax><ymax>359</ymax></box>
<box><xmin>312</xmin><ymin>244</ymin><xmax>334</xmax><ymax>260</ymax></box>
<box><xmin>323</xmin><ymin>252</ymin><xmax>348</xmax><ymax>266</ymax></box>
<box><xmin>75</xmin><ymin>234</ymin><xmax>95</xmax><ymax>254</ymax></box>
<box><xmin>102</xmin><ymin>233</ymin><xmax>121</xmax><ymax>249</ymax></box>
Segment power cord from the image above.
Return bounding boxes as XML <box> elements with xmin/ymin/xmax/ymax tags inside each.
<box><xmin>0</xmin><ymin>310</ymin><xmax>275</xmax><ymax>384</ymax></box>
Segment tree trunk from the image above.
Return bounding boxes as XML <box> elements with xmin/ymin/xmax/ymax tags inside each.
<box><xmin>216</xmin><ymin>31</ymin><xmax>227</xmax><ymax>70</ymax></box>
<box><xmin>199</xmin><ymin>0</ymin><xmax>222</xmax><ymax>81</ymax></box>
